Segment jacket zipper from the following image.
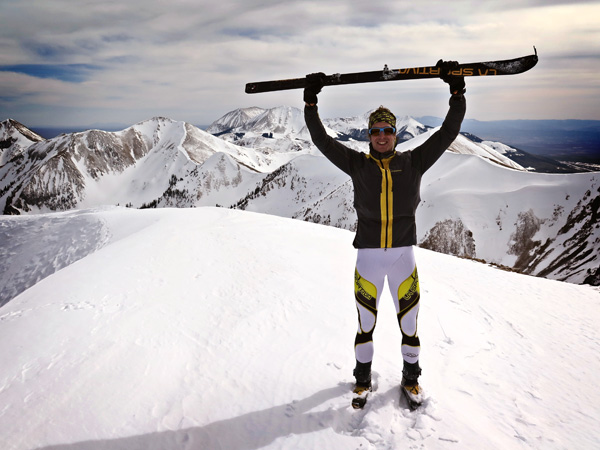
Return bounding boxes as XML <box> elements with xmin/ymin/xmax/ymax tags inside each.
<box><xmin>377</xmin><ymin>158</ymin><xmax>394</xmax><ymax>248</ymax></box>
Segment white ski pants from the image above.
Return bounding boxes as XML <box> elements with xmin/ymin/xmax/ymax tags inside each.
<box><xmin>354</xmin><ymin>246</ymin><xmax>421</xmax><ymax>365</ymax></box>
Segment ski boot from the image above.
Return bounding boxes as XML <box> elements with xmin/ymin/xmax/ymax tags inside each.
<box><xmin>401</xmin><ymin>361</ymin><xmax>423</xmax><ymax>410</ymax></box>
<box><xmin>352</xmin><ymin>361</ymin><xmax>372</xmax><ymax>409</ymax></box>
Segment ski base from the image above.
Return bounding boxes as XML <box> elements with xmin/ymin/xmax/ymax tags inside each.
<box><xmin>246</xmin><ymin>48</ymin><xmax>538</xmax><ymax>94</ymax></box>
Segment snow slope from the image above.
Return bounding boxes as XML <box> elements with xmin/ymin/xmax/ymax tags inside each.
<box><xmin>419</xmin><ymin>152</ymin><xmax>600</xmax><ymax>282</ymax></box>
<box><xmin>1</xmin><ymin>207</ymin><xmax>598</xmax><ymax>450</ymax></box>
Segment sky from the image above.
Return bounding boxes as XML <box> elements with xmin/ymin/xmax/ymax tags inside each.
<box><xmin>1</xmin><ymin>0</ymin><xmax>599</xmax><ymax>128</ymax></box>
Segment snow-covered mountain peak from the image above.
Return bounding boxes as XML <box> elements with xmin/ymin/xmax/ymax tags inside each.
<box><xmin>126</xmin><ymin>116</ymin><xmax>183</xmax><ymax>142</ymax></box>
<box><xmin>1</xmin><ymin>118</ymin><xmax>44</xmax><ymax>143</ymax></box>
<box><xmin>208</xmin><ymin>106</ymin><xmax>307</xmax><ymax>139</ymax></box>
<box><xmin>206</xmin><ymin>107</ymin><xmax>267</xmax><ymax>134</ymax></box>
<box><xmin>322</xmin><ymin>113</ymin><xmax>368</xmax><ymax>135</ymax></box>
<box><xmin>396</xmin><ymin>126</ymin><xmax>525</xmax><ymax>171</ymax></box>
<box><xmin>248</xmin><ymin>106</ymin><xmax>306</xmax><ymax>137</ymax></box>
<box><xmin>136</xmin><ymin>116</ymin><xmax>177</xmax><ymax>126</ymax></box>
<box><xmin>450</xmin><ymin>135</ymin><xmax>525</xmax><ymax>170</ymax></box>
<box><xmin>483</xmin><ymin>140</ymin><xmax>519</xmax><ymax>156</ymax></box>
<box><xmin>395</xmin><ymin>115</ymin><xmax>431</xmax><ymax>139</ymax></box>
<box><xmin>0</xmin><ymin>119</ymin><xmax>45</xmax><ymax>165</ymax></box>
<box><xmin>204</xmin><ymin>106</ymin><xmax>317</xmax><ymax>158</ymax></box>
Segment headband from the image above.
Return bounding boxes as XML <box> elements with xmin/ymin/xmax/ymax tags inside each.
<box><xmin>368</xmin><ymin>107</ymin><xmax>396</xmax><ymax>129</ymax></box>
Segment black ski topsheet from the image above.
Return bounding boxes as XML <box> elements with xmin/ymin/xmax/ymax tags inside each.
<box><xmin>245</xmin><ymin>47</ymin><xmax>538</xmax><ymax>94</ymax></box>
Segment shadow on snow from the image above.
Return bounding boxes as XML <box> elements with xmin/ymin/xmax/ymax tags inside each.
<box><xmin>36</xmin><ymin>382</ymin><xmax>403</xmax><ymax>450</ymax></box>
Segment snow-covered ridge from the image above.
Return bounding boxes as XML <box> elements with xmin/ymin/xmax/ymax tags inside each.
<box><xmin>0</xmin><ymin>111</ymin><xmax>598</xmax><ymax>289</ymax></box>
<box><xmin>397</xmin><ymin>127</ymin><xmax>525</xmax><ymax>171</ymax></box>
<box><xmin>0</xmin><ymin>116</ymin><xmax>306</xmax><ymax>214</ymax></box>
<box><xmin>205</xmin><ymin>106</ymin><xmax>266</xmax><ymax>134</ymax></box>
<box><xmin>0</xmin><ymin>119</ymin><xmax>44</xmax><ymax>165</ymax></box>
<box><xmin>210</xmin><ymin>107</ymin><xmax>526</xmax><ymax>169</ymax></box>
<box><xmin>207</xmin><ymin>106</ymin><xmax>307</xmax><ymax>138</ymax></box>
<box><xmin>0</xmin><ymin>207</ymin><xmax>598</xmax><ymax>449</ymax></box>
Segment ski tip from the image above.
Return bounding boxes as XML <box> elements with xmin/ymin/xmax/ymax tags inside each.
<box><xmin>532</xmin><ymin>47</ymin><xmax>539</xmax><ymax>67</ymax></box>
<box><xmin>351</xmin><ymin>396</ymin><xmax>368</xmax><ymax>409</ymax></box>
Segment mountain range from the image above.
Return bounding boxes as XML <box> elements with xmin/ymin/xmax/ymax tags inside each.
<box><xmin>1</xmin><ymin>107</ymin><xmax>599</xmax><ymax>290</ymax></box>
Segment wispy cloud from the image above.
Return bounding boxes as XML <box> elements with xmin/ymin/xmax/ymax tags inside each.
<box><xmin>1</xmin><ymin>0</ymin><xmax>599</xmax><ymax>126</ymax></box>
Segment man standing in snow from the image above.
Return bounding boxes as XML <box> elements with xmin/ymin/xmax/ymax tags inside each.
<box><xmin>303</xmin><ymin>61</ymin><xmax>466</xmax><ymax>408</ymax></box>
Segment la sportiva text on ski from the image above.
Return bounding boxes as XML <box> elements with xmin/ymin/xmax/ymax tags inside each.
<box><xmin>245</xmin><ymin>47</ymin><xmax>538</xmax><ymax>94</ymax></box>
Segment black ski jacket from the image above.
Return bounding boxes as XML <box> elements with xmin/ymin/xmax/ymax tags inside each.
<box><xmin>304</xmin><ymin>94</ymin><xmax>466</xmax><ymax>249</ymax></box>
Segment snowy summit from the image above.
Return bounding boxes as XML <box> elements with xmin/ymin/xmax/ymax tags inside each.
<box><xmin>0</xmin><ymin>207</ymin><xmax>598</xmax><ymax>449</ymax></box>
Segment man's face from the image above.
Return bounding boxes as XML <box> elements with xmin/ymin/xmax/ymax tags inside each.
<box><xmin>369</xmin><ymin>121</ymin><xmax>396</xmax><ymax>154</ymax></box>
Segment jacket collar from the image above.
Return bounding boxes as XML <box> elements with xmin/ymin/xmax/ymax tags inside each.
<box><xmin>368</xmin><ymin>143</ymin><xmax>396</xmax><ymax>160</ymax></box>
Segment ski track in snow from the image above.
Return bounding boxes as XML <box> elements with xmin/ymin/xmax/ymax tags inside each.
<box><xmin>0</xmin><ymin>207</ymin><xmax>598</xmax><ymax>450</ymax></box>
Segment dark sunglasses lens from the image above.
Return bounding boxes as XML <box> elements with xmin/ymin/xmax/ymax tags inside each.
<box><xmin>369</xmin><ymin>127</ymin><xmax>395</xmax><ymax>135</ymax></box>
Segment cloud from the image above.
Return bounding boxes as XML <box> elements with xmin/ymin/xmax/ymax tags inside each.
<box><xmin>1</xmin><ymin>0</ymin><xmax>599</xmax><ymax>126</ymax></box>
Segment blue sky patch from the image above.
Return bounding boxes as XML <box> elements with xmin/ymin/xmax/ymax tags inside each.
<box><xmin>0</xmin><ymin>64</ymin><xmax>100</xmax><ymax>83</ymax></box>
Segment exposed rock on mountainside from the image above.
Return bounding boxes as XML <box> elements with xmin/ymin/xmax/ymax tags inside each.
<box><xmin>420</xmin><ymin>218</ymin><xmax>477</xmax><ymax>259</ymax></box>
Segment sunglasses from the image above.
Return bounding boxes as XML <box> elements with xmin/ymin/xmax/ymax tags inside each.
<box><xmin>368</xmin><ymin>126</ymin><xmax>396</xmax><ymax>136</ymax></box>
